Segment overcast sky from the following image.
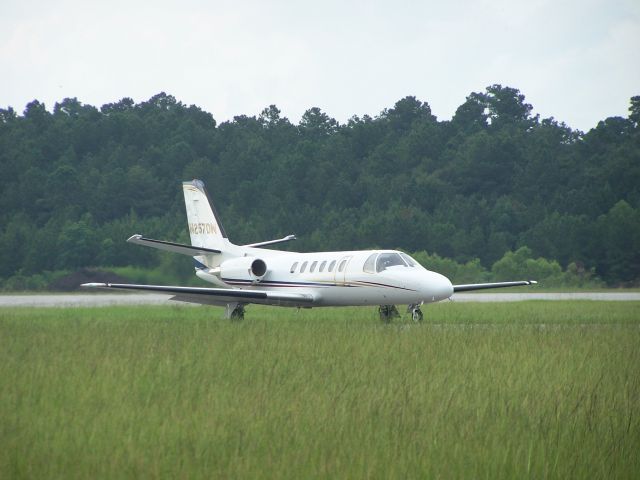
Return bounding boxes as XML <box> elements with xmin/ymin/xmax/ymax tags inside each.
<box><xmin>1</xmin><ymin>0</ymin><xmax>638</xmax><ymax>131</ymax></box>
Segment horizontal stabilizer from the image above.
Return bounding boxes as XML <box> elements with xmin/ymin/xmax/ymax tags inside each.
<box><xmin>453</xmin><ymin>280</ymin><xmax>537</xmax><ymax>292</ymax></box>
<box><xmin>244</xmin><ymin>234</ymin><xmax>297</xmax><ymax>248</ymax></box>
<box><xmin>81</xmin><ymin>282</ymin><xmax>314</xmax><ymax>307</ymax></box>
<box><xmin>127</xmin><ymin>234</ymin><xmax>221</xmax><ymax>256</ymax></box>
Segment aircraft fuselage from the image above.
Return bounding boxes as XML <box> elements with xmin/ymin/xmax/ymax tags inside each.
<box><xmin>194</xmin><ymin>246</ymin><xmax>453</xmax><ymax>307</ymax></box>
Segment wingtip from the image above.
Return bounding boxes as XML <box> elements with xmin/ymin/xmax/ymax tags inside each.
<box><xmin>529</xmin><ymin>280</ymin><xmax>538</xmax><ymax>285</ymax></box>
<box><xmin>81</xmin><ymin>283</ymin><xmax>108</xmax><ymax>288</ymax></box>
<box><xmin>127</xmin><ymin>234</ymin><xmax>143</xmax><ymax>242</ymax></box>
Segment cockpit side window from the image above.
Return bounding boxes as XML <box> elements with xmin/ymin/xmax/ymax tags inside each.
<box><xmin>363</xmin><ymin>253</ymin><xmax>377</xmax><ymax>273</ymax></box>
<box><xmin>376</xmin><ymin>253</ymin><xmax>405</xmax><ymax>272</ymax></box>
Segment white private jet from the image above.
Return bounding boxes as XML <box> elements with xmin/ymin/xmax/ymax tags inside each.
<box><xmin>82</xmin><ymin>179</ymin><xmax>537</xmax><ymax>321</ymax></box>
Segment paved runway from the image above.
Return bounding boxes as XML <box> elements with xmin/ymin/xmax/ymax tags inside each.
<box><xmin>1</xmin><ymin>292</ymin><xmax>639</xmax><ymax>308</ymax></box>
<box><xmin>453</xmin><ymin>292</ymin><xmax>640</xmax><ymax>302</ymax></box>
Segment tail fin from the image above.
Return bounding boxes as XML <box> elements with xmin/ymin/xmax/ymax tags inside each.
<box><xmin>182</xmin><ymin>179</ymin><xmax>229</xmax><ymax>251</ymax></box>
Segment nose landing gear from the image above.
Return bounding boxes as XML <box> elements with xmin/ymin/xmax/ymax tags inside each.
<box><xmin>407</xmin><ymin>303</ymin><xmax>424</xmax><ymax>322</ymax></box>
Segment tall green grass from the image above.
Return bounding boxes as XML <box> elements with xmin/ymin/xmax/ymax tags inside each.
<box><xmin>1</xmin><ymin>302</ymin><xmax>638</xmax><ymax>478</ymax></box>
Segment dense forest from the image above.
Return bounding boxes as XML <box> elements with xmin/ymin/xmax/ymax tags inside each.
<box><xmin>0</xmin><ymin>85</ymin><xmax>639</xmax><ymax>288</ymax></box>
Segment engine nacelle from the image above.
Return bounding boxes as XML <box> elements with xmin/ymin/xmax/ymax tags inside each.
<box><xmin>219</xmin><ymin>256</ymin><xmax>268</xmax><ymax>284</ymax></box>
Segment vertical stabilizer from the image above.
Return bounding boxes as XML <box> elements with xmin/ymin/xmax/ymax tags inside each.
<box><xmin>182</xmin><ymin>179</ymin><xmax>229</xmax><ymax>250</ymax></box>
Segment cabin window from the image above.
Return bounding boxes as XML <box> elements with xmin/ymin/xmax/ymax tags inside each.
<box><xmin>338</xmin><ymin>259</ymin><xmax>347</xmax><ymax>272</ymax></box>
<box><xmin>328</xmin><ymin>260</ymin><xmax>336</xmax><ymax>272</ymax></box>
<box><xmin>400</xmin><ymin>253</ymin><xmax>417</xmax><ymax>267</ymax></box>
<box><xmin>376</xmin><ymin>253</ymin><xmax>405</xmax><ymax>272</ymax></box>
<box><xmin>300</xmin><ymin>261</ymin><xmax>308</xmax><ymax>273</ymax></box>
<box><xmin>290</xmin><ymin>262</ymin><xmax>298</xmax><ymax>273</ymax></box>
<box><xmin>363</xmin><ymin>253</ymin><xmax>377</xmax><ymax>273</ymax></box>
<box><xmin>319</xmin><ymin>261</ymin><xmax>327</xmax><ymax>272</ymax></box>
<box><xmin>310</xmin><ymin>261</ymin><xmax>318</xmax><ymax>273</ymax></box>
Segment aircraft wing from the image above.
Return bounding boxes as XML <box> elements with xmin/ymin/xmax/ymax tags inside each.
<box><xmin>453</xmin><ymin>280</ymin><xmax>537</xmax><ymax>292</ymax></box>
<box><xmin>81</xmin><ymin>282</ymin><xmax>314</xmax><ymax>307</ymax></box>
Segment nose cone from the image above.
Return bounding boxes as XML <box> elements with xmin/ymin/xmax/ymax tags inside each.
<box><xmin>423</xmin><ymin>271</ymin><xmax>453</xmax><ymax>302</ymax></box>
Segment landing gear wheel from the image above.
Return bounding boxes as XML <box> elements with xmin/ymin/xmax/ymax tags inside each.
<box><xmin>378</xmin><ymin>305</ymin><xmax>399</xmax><ymax>323</ymax></box>
<box><xmin>225</xmin><ymin>303</ymin><xmax>246</xmax><ymax>321</ymax></box>
<box><xmin>230</xmin><ymin>304</ymin><xmax>245</xmax><ymax>321</ymax></box>
<box><xmin>407</xmin><ymin>304</ymin><xmax>424</xmax><ymax>322</ymax></box>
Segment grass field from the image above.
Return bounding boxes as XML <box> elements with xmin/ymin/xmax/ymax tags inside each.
<box><xmin>1</xmin><ymin>302</ymin><xmax>639</xmax><ymax>479</ymax></box>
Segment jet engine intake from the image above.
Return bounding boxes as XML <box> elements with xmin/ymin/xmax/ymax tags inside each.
<box><xmin>250</xmin><ymin>258</ymin><xmax>267</xmax><ymax>277</ymax></box>
<box><xmin>220</xmin><ymin>257</ymin><xmax>268</xmax><ymax>283</ymax></box>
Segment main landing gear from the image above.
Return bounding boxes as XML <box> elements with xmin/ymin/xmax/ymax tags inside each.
<box><xmin>379</xmin><ymin>304</ymin><xmax>424</xmax><ymax>323</ymax></box>
<box><xmin>225</xmin><ymin>303</ymin><xmax>246</xmax><ymax>320</ymax></box>
<box><xmin>378</xmin><ymin>304</ymin><xmax>400</xmax><ymax>323</ymax></box>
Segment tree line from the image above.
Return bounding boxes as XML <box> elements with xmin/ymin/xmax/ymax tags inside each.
<box><xmin>0</xmin><ymin>85</ymin><xmax>638</xmax><ymax>288</ymax></box>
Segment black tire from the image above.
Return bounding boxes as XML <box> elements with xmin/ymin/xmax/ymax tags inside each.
<box><xmin>378</xmin><ymin>305</ymin><xmax>398</xmax><ymax>323</ymax></box>
<box><xmin>230</xmin><ymin>306</ymin><xmax>245</xmax><ymax>321</ymax></box>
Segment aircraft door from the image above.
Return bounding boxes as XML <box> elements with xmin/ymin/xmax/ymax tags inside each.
<box><xmin>334</xmin><ymin>255</ymin><xmax>352</xmax><ymax>284</ymax></box>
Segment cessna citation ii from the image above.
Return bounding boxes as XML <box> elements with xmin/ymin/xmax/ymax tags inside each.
<box><xmin>82</xmin><ymin>179</ymin><xmax>537</xmax><ymax>321</ymax></box>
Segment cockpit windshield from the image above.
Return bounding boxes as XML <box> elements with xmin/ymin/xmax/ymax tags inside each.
<box><xmin>400</xmin><ymin>253</ymin><xmax>417</xmax><ymax>267</ymax></box>
<box><xmin>364</xmin><ymin>252</ymin><xmax>421</xmax><ymax>273</ymax></box>
<box><xmin>376</xmin><ymin>253</ymin><xmax>406</xmax><ymax>272</ymax></box>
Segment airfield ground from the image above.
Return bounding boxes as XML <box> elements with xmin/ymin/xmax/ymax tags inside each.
<box><xmin>1</xmin><ymin>291</ymin><xmax>640</xmax><ymax>308</ymax></box>
<box><xmin>1</xmin><ymin>302</ymin><xmax>638</xmax><ymax>478</ymax></box>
